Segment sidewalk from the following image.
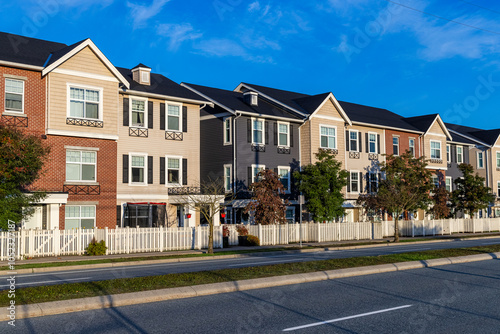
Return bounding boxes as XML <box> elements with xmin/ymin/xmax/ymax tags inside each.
<box><xmin>9</xmin><ymin>231</ymin><xmax>500</xmax><ymax>266</ymax></box>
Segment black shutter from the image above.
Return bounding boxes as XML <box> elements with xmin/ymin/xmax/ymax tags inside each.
<box><xmin>160</xmin><ymin>103</ymin><xmax>165</xmax><ymax>130</ymax></box>
<box><xmin>122</xmin><ymin>155</ymin><xmax>129</xmax><ymax>183</ymax></box>
<box><xmin>160</xmin><ymin>157</ymin><xmax>165</xmax><ymax>185</ymax></box>
<box><xmin>265</xmin><ymin>121</ymin><xmax>269</xmax><ymax>145</ymax></box>
<box><xmin>366</xmin><ymin>173</ymin><xmax>370</xmax><ymax>192</ymax></box>
<box><xmin>148</xmin><ymin>101</ymin><xmax>153</xmax><ymax>129</ymax></box>
<box><xmin>247</xmin><ymin>119</ymin><xmax>251</xmax><ymax>143</ymax></box>
<box><xmin>358</xmin><ymin>132</ymin><xmax>362</xmax><ymax>152</ymax></box>
<box><xmin>148</xmin><ymin>156</ymin><xmax>153</xmax><ymax>184</ymax></box>
<box><xmin>273</xmin><ymin>122</ymin><xmax>278</xmax><ymax>145</ymax></box>
<box><xmin>182</xmin><ymin>159</ymin><xmax>187</xmax><ymax>185</ymax></box>
<box><xmin>377</xmin><ymin>134</ymin><xmax>381</xmax><ymax>154</ymax></box>
<box><xmin>347</xmin><ymin>172</ymin><xmax>351</xmax><ymax>193</ymax></box>
<box><xmin>274</xmin><ymin>167</ymin><xmax>278</xmax><ymax>175</ymax></box>
<box><xmin>116</xmin><ymin>205</ymin><xmax>121</xmax><ymax>227</ymax></box>
<box><xmin>290</xmin><ymin>125</ymin><xmax>294</xmax><ymax>147</ymax></box>
<box><xmin>359</xmin><ymin>172</ymin><xmax>363</xmax><ymax>193</ymax></box>
<box><xmin>123</xmin><ymin>98</ymin><xmax>129</xmax><ymax>126</ymax></box>
<box><xmin>452</xmin><ymin>145</ymin><xmax>456</xmax><ymax>163</ymax></box>
<box><xmin>182</xmin><ymin>106</ymin><xmax>187</xmax><ymax>132</ymax></box>
<box><xmin>365</xmin><ymin>133</ymin><xmax>369</xmax><ymax>153</ymax></box>
<box><xmin>248</xmin><ymin>166</ymin><xmax>252</xmax><ymax>188</ymax></box>
<box><xmin>346</xmin><ymin>130</ymin><xmax>350</xmax><ymax>152</ymax></box>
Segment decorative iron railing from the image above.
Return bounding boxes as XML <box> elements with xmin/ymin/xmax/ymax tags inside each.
<box><xmin>368</xmin><ymin>153</ymin><xmax>378</xmax><ymax>160</ymax></box>
<box><xmin>63</xmin><ymin>184</ymin><xmax>100</xmax><ymax>195</ymax></box>
<box><xmin>1</xmin><ymin>114</ymin><xmax>28</xmax><ymax>127</ymax></box>
<box><xmin>251</xmin><ymin>144</ymin><xmax>265</xmax><ymax>152</ymax></box>
<box><xmin>66</xmin><ymin>117</ymin><xmax>103</xmax><ymax>128</ymax></box>
<box><xmin>349</xmin><ymin>151</ymin><xmax>360</xmax><ymax>159</ymax></box>
<box><xmin>167</xmin><ymin>187</ymin><xmax>201</xmax><ymax>195</ymax></box>
<box><xmin>319</xmin><ymin>148</ymin><xmax>338</xmax><ymax>155</ymax></box>
<box><xmin>277</xmin><ymin>146</ymin><xmax>290</xmax><ymax>154</ymax></box>
<box><xmin>430</xmin><ymin>159</ymin><xmax>443</xmax><ymax>164</ymax></box>
<box><xmin>129</xmin><ymin>127</ymin><xmax>148</xmax><ymax>137</ymax></box>
<box><xmin>165</xmin><ymin>131</ymin><xmax>183</xmax><ymax>141</ymax></box>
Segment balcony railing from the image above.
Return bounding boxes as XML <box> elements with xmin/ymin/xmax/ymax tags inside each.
<box><xmin>63</xmin><ymin>184</ymin><xmax>100</xmax><ymax>195</ymax></box>
<box><xmin>129</xmin><ymin>127</ymin><xmax>148</xmax><ymax>137</ymax></box>
<box><xmin>165</xmin><ymin>131</ymin><xmax>183</xmax><ymax>141</ymax></box>
<box><xmin>277</xmin><ymin>146</ymin><xmax>290</xmax><ymax>154</ymax></box>
<box><xmin>430</xmin><ymin>158</ymin><xmax>443</xmax><ymax>164</ymax></box>
<box><xmin>251</xmin><ymin>144</ymin><xmax>265</xmax><ymax>152</ymax></box>
<box><xmin>349</xmin><ymin>151</ymin><xmax>360</xmax><ymax>159</ymax></box>
<box><xmin>167</xmin><ymin>187</ymin><xmax>201</xmax><ymax>195</ymax></box>
<box><xmin>1</xmin><ymin>114</ymin><xmax>28</xmax><ymax>127</ymax></box>
<box><xmin>368</xmin><ymin>153</ymin><xmax>378</xmax><ymax>160</ymax></box>
<box><xmin>66</xmin><ymin>117</ymin><xmax>103</xmax><ymax>128</ymax></box>
<box><xmin>319</xmin><ymin>148</ymin><xmax>338</xmax><ymax>155</ymax></box>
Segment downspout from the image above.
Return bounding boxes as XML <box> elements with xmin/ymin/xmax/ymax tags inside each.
<box><xmin>309</xmin><ymin>118</ymin><xmax>313</xmax><ymax>163</ymax></box>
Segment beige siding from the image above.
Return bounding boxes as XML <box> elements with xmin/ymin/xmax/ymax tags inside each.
<box><xmin>58</xmin><ymin>46</ymin><xmax>115</xmax><ymax>77</ymax></box>
<box><xmin>423</xmin><ymin>133</ymin><xmax>447</xmax><ymax>170</ymax></box>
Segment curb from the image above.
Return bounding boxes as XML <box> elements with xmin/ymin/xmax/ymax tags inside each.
<box><xmin>3</xmin><ymin>236</ymin><xmax>500</xmax><ymax>276</ymax></box>
<box><xmin>14</xmin><ymin>251</ymin><xmax>500</xmax><ymax>320</ymax></box>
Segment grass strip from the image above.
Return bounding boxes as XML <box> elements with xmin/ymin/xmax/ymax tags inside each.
<box><xmin>2</xmin><ymin>244</ymin><xmax>500</xmax><ymax>307</ymax></box>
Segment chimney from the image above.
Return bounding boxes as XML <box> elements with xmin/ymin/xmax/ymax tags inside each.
<box><xmin>243</xmin><ymin>91</ymin><xmax>258</xmax><ymax>107</ymax></box>
<box><xmin>131</xmin><ymin>63</ymin><xmax>151</xmax><ymax>86</ymax></box>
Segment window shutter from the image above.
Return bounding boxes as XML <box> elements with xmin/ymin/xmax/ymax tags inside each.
<box><xmin>345</xmin><ymin>130</ymin><xmax>349</xmax><ymax>152</ymax></box>
<box><xmin>116</xmin><ymin>205</ymin><xmax>121</xmax><ymax>227</ymax></box>
<box><xmin>366</xmin><ymin>173</ymin><xmax>370</xmax><ymax>192</ymax></box>
<box><xmin>365</xmin><ymin>133</ymin><xmax>369</xmax><ymax>153</ymax></box>
<box><xmin>182</xmin><ymin>106</ymin><xmax>187</xmax><ymax>132</ymax></box>
<box><xmin>148</xmin><ymin>156</ymin><xmax>153</xmax><ymax>184</ymax></box>
<box><xmin>265</xmin><ymin>121</ymin><xmax>269</xmax><ymax>145</ymax></box>
<box><xmin>123</xmin><ymin>98</ymin><xmax>129</xmax><ymax>126</ymax></box>
<box><xmin>160</xmin><ymin>103</ymin><xmax>165</xmax><ymax>130</ymax></box>
<box><xmin>247</xmin><ymin>119</ymin><xmax>251</xmax><ymax>143</ymax></box>
<box><xmin>358</xmin><ymin>132</ymin><xmax>362</xmax><ymax>152</ymax></box>
<box><xmin>359</xmin><ymin>172</ymin><xmax>363</xmax><ymax>193</ymax></box>
<box><xmin>451</xmin><ymin>145</ymin><xmax>456</xmax><ymax>163</ymax></box>
<box><xmin>347</xmin><ymin>173</ymin><xmax>351</xmax><ymax>192</ymax></box>
<box><xmin>160</xmin><ymin>157</ymin><xmax>165</xmax><ymax>185</ymax></box>
<box><xmin>274</xmin><ymin>167</ymin><xmax>278</xmax><ymax>175</ymax></box>
<box><xmin>148</xmin><ymin>101</ymin><xmax>153</xmax><ymax>129</ymax></box>
<box><xmin>290</xmin><ymin>125</ymin><xmax>294</xmax><ymax>147</ymax></box>
<box><xmin>377</xmin><ymin>135</ymin><xmax>381</xmax><ymax>154</ymax></box>
<box><xmin>273</xmin><ymin>122</ymin><xmax>278</xmax><ymax>145</ymax></box>
<box><xmin>122</xmin><ymin>155</ymin><xmax>129</xmax><ymax>183</ymax></box>
<box><xmin>248</xmin><ymin>166</ymin><xmax>252</xmax><ymax>188</ymax></box>
<box><xmin>182</xmin><ymin>159</ymin><xmax>188</xmax><ymax>185</ymax></box>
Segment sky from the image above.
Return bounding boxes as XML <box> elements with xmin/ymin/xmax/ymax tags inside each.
<box><xmin>1</xmin><ymin>0</ymin><xmax>500</xmax><ymax>130</ymax></box>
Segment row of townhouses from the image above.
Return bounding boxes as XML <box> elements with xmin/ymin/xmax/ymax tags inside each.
<box><xmin>1</xmin><ymin>32</ymin><xmax>500</xmax><ymax>230</ymax></box>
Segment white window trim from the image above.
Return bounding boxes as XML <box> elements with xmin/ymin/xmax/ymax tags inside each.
<box><xmin>446</xmin><ymin>176</ymin><xmax>453</xmax><ymax>192</ymax></box>
<box><xmin>141</xmin><ymin>71</ymin><xmax>150</xmax><ymax>83</ymax></box>
<box><xmin>497</xmin><ymin>181</ymin><xmax>500</xmax><ymax>197</ymax></box>
<box><xmin>432</xmin><ymin>175</ymin><xmax>440</xmax><ymax>188</ymax></box>
<box><xmin>129</xmin><ymin>96</ymin><xmax>148</xmax><ymax>129</ymax></box>
<box><xmin>166</xmin><ymin>101</ymin><xmax>183</xmax><ymax>132</ymax></box>
<box><xmin>496</xmin><ymin>151</ymin><xmax>500</xmax><ymax>168</ymax></box>
<box><xmin>224</xmin><ymin>164</ymin><xmax>232</xmax><ymax>193</ymax></box>
<box><xmin>65</xmin><ymin>205</ymin><xmax>96</xmax><ymax>229</ymax></box>
<box><xmin>278</xmin><ymin>166</ymin><xmax>291</xmax><ymax>194</ymax></box>
<box><xmin>477</xmin><ymin>151</ymin><xmax>484</xmax><ymax>169</ymax></box>
<box><xmin>446</xmin><ymin>144</ymin><xmax>451</xmax><ymax>163</ymax></box>
<box><xmin>166</xmin><ymin>155</ymin><xmax>183</xmax><ymax>186</ymax></box>
<box><xmin>409</xmin><ymin>138</ymin><xmax>415</xmax><ymax>156</ymax></box>
<box><xmin>457</xmin><ymin>146</ymin><xmax>463</xmax><ymax>164</ymax></box>
<box><xmin>5</xmin><ymin>78</ymin><xmax>25</xmax><ymax>113</ymax></box>
<box><xmin>285</xmin><ymin>206</ymin><xmax>295</xmax><ymax>223</ymax></box>
<box><xmin>251</xmin><ymin>164</ymin><xmax>265</xmax><ymax>184</ymax></box>
<box><xmin>66</xmin><ymin>149</ymin><xmax>97</xmax><ymax>183</ymax></box>
<box><xmin>350</xmin><ymin>170</ymin><xmax>360</xmax><ymax>194</ymax></box>
<box><xmin>430</xmin><ymin>140</ymin><xmax>442</xmax><ymax>160</ymax></box>
<box><xmin>319</xmin><ymin>124</ymin><xmax>337</xmax><ymax>149</ymax></box>
<box><xmin>66</xmin><ymin>83</ymin><xmax>103</xmax><ymax>121</ymax></box>
<box><xmin>129</xmin><ymin>152</ymin><xmax>148</xmax><ymax>186</ymax></box>
<box><xmin>368</xmin><ymin>132</ymin><xmax>378</xmax><ymax>154</ymax></box>
<box><xmin>223</xmin><ymin>117</ymin><xmax>232</xmax><ymax>145</ymax></box>
<box><xmin>349</xmin><ymin>130</ymin><xmax>359</xmax><ymax>152</ymax></box>
<box><xmin>251</xmin><ymin>118</ymin><xmax>265</xmax><ymax>145</ymax></box>
<box><xmin>393</xmin><ymin>136</ymin><xmax>399</xmax><ymax>156</ymax></box>
<box><xmin>277</xmin><ymin>121</ymin><xmax>290</xmax><ymax>148</ymax></box>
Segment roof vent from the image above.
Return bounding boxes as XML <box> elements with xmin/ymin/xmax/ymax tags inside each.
<box><xmin>243</xmin><ymin>91</ymin><xmax>258</xmax><ymax>107</ymax></box>
<box><xmin>131</xmin><ymin>63</ymin><xmax>151</xmax><ymax>86</ymax></box>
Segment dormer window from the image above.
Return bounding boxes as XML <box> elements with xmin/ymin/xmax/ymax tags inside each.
<box><xmin>141</xmin><ymin>71</ymin><xmax>149</xmax><ymax>83</ymax></box>
<box><xmin>243</xmin><ymin>91</ymin><xmax>258</xmax><ymax>107</ymax></box>
<box><xmin>131</xmin><ymin>64</ymin><xmax>152</xmax><ymax>86</ymax></box>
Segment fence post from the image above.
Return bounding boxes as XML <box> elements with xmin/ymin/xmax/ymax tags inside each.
<box><xmin>159</xmin><ymin>225</ymin><xmax>163</xmax><ymax>252</ymax></box>
<box><xmin>104</xmin><ymin>227</ymin><xmax>109</xmax><ymax>255</ymax></box>
<box><xmin>126</xmin><ymin>226</ymin><xmax>130</xmax><ymax>254</ymax></box>
<box><xmin>53</xmin><ymin>229</ymin><xmax>60</xmax><ymax>257</ymax></box>
<box><xmin>317</xmin><ymin>223</ymin><xmax>321</xmax><ymax>243</ymax></box>
<box><xmin>258</xmin><ymin>224</ymin><xmax>262</xmax><ymax>243</ymax></box>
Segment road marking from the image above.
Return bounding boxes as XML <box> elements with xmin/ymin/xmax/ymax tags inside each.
<box><xmin>391</xmin><ymin>247</ymin><xmax>431</xmax><ymax>253</ymax></box>
<box><xmin>0</xmin><ymin>277</ymin><xmax>92</xmax><ymax>288</ymax></box>
<box><xmin>228</xmin><ymin>259</ymin><xmax>299</xmax><ymax>267</ymax></box>
<box><xmin>282</xmin><ymin>304</ymin><xmax>413</xmax><ymax>332</ymax></box>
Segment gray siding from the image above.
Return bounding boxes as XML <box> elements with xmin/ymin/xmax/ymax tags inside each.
<box><xmin>447</xmin><ymin>143</ymin><xmax>470</xmax><ymax>191</ymax></box>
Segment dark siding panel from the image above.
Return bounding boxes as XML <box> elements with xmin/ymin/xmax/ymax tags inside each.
<box><xmin>182</xmin><ymin>159</ymin><xmax>188</xmax><ymax>185</ymax></box>
<box><xmin>148</xmin><ymin>156</ymin><xmax>153</xmax><ymax>184</ymax></box>
<box><xmin>248</xmin><ymin>166</ymin><xmax>252</xmax><ymax>188</ymax></box>
<box><xmin>247</xmin><ymin>119</ymin><xmax>251</xmax><ymax>143</ymax></box>
<box><xmin>160</xmin><ymin>157</ymin><xmax>165</xmax><ymax>185</ymax></box>
<box><xmin>273</xmin><ymin>122</ymin><xmax>277</xmax><ymax>145</ymax></box>
<box><xmin>265</xmin><ymin>121</ymin><xmax>269</xmax><ymax>145</ymax></box>
<box><xmin>358</xmin><ymin>132</ymin><xmax>362</xmax><ymax>152</ymax></box>
<box><xmin>160</xmin><ymin>103</ymin><xmax>165</xmax><ymax>130</ymax></box>
<box><xmin>359</xmin><ymin>172</ymin><xmax>363</xmax><ymax>193</ymax></box>
<box><xmin>290</xmin><ymin>125</ymin><xmax>294</xmax><ymax>147</ymax></box>
<box><xmin>377</xmin><ymin>135</ymin><xmax>381</xmax><ymax>154</ymax></box>
<box><xmin>123</xmin><ymin>98</ymin><xmax>129</xmax><ymax>126</ymax></box>
<box><xmin>365</xmin><ymin>133</ymin><xmax>369</xmax><ymax>153</ymax></box>
<box><xmin>122</xmin><ymin>155</ymin><xmax>129</xmax><ymax>183</ymax></box>
<box><xmin>345</xmin><ymin>130</ymin><xmax>349</xmax><ymax>151</ymax></box>
<box><xmin>182</xmin><ymin>106</ymin><xmax>188</xmax><ymax>132</ymax></box>
<box><xmin>347</xmin><ymin>172</ymin><xmax>351</xmax><ymax>193</ymax></box>
<box><xmin>116</xmin><ymin>205</ymin><xmax>121</xmax><ymax>227</ymax></box>
<box><xmin>148</xmin><ymin>101</ymin><xmax>153</xmax><ymax>129</ymax></box>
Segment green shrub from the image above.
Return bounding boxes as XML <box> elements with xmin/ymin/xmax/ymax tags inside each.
<box><xmin>246</xmin><ymin>235</ymin><xmax>260</xmax><ymax>246</ymax></box>
<box><xmin>85</xmin><ymin>238</ymin><xmax>107</xmax><ymax>256</ymax></box>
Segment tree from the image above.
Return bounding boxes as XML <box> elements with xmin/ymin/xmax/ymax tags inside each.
<box><xmin>245</xmin><ymin>169</ymin><xmax>288</xmax><ymax>225</ymax></box>
<box><xmin>429</xmin><ymin>185</ymin><xmax>451</xmax><ymax>219</ymax></box>
<box><xmin>451</xmin><ymin>163</ymin><xmax>494</xmax><ymax>217</ymax></box>
<box><xmin>358</xmin><ymin>151</ymin><xmax>433</xmax><ymax>242</ymax></box>
<box><xmin>0</xmin><ymin>124</ymin><xmax>50</xmax><ymax>230</ymax></box>
<box><xmin>179</xmin><ymin>178</ymin><xmax>228</xmax><ymax>254</ymax></box>
<box><xmin>293</xmin><ymin>150</ymin><xmax>348</xmax><ymax>222</ymax></box>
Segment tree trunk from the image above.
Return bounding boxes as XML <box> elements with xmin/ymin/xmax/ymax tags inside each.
<box><xmin>208</xmin><ymin>221</ymin><xmax>214</xmax><ymax>254</ymax></box>
<box><xmin>394</xmin><ymin>217</ymin><xmax>400</xmax><ymax>242</ymax></box>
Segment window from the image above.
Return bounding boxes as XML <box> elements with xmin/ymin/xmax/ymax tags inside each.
<box><xmin>141</xmin><ymin>71</ymin><xmax>149</xmax><ymax>83</ymax></box>
<box><xmin>393</xmin><ymin>137</ymin><xmax>399</xmax><ymax>155</ymax></box>
<box><xmin>131</xmin><ymin>99</ymin><xmax>146</xmax><ymax>128</ymax></box>
<box><xmin>457</xmin><ymin>146</ymin><xmax>463</xmax><ymax>164</ymax></box>
<box><xmin>252</xmin><ymin>165</ymin><xmax>265</xmax><ymax>183</ymax></box>
<box><xmin>65</xmin><ymin>205</ymin><xmax>95</xmax><ymax>230</ymax></box>
<box><xmin>5</xmin><ymin>78</ymin><xmax>24</xmax><ymax>112</ymax></box>
<box><xmin>167</xmin><ymin>103</ymin><xmax>181</xmax><ymax>131</ymax></box>
<box><xmin>497</xmin><ymin>152</ymin><xmax>500</xmax><ymax>168</ymax></box>
<box><xmin>349</xmin><ymin>131</ymin><xmax>359</xmax><ymax>152</ymax></box>
<box><xmin>167</xmin><ymin>157</ymin><xmax>181</xmax><ymax>185</ymax></box>
<box><xmin>446</xmin><ymin>177</ymin><xmax>452</xmax><ymax>192</ymax></box>
<box><xmin>278</xmin><ymin>166</ymin><xmax>291</xmax><ymax>192</ymax></box>
<box><xmin>224</xmin><ymin>164</ymin><xmax>232</xmax><ymax>192</ymax></box>
<box><xmin>446</xmin><ymin>145</ymin><xmax>450</xmax><ymax>163</ymax></box>
<box><xmin>478</xmin><ymin>152</ymin><xmax>484</xmax><ymax>168</ymax></box>
<box><xmin>430</xmin><ymin>141</ymin><xmax>441</xmax><ymax>159</ymax></box>
<box><xmin>131</xmin><ymin>155</ymin><xmax>146</xmax><ymax>184</ymax></box>
<box><xmin>320</xmin><ymin>126</ymin><xmax>336</xmax><ymax>149</ymax></box>
<box><xmin>368</xmin><ymin>173</ymin><xmax>378</xmax><ymax>193</ymax></box>
<box><xmin>278</xmin><ymin>122</ymin><xmax>289</xmax><ymax>147</ymax></box>
<box><xmin>69</xmin><ymin>86</ymin><xmax>100</xmax><ymax>119</ymax></box>
<box><xmin>409</xmin><ymin>138</ymin><xmax>415</xmax><ymax>156</ymax></box>
<box><xmin>223</xmin><ymin>118</ymin><xmax>231</xmax><ymax>145</ymax></box>
<box><xmin>497</xmin><ymin>181</ymin><xmax>500</xmax><ymax>197</ymax></box>
<box><xmin>66</xmin><ymin>150</ymin><xmax>96</xmax><ymax>182</ymax></box>
<box><xmin>285</xmin><ymin>207</ymin><xmax>295</xmax><ymax>224</ymax></box>
<box><xmin>368</xmin><ymin>133</ymin><xmax>377</xmax><ymax>153</ymax></box>
<box><xmin>432</xmin><ymin>176</ymin><xmax>439</xmax><ymax>188</ymax></box>
<box><xmin>252</xmin><ymin>119</ymin><xmax>264</xmax><ymax>145</ymax></box>
<box><xmin>350</xmin><ymin>171</ymin><xmax>359</xmax><ymax>193</ymax></box>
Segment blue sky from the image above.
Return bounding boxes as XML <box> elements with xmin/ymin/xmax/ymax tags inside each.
<box><xmin>1</xmin><ymin>0</ymin><xmax>500</xmax><ymax>129</ymax></box>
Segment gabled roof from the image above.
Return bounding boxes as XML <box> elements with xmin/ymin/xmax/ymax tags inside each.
<box><xmin>118</xmin><ymin>69</ymin><xmax>211</xmax><ymax>105</ymax></box>
<box><xmin>132</xmin><ymin>63</ymin><xmax>150</xmax><ymax>70</ymax></box>
<box><xmin>43</xmin><ymin>39</ymin><xmax>87</xmax><ymax>68</ymax></box>
<box><xmin>182</xmin><ymin>83</ymin><xmax>304</xmax><ymax>120</ymax></box>
<box><xmin>404</xmin><ymin>114</ymin><xmax>452</xmax><ymax>140</ymax></box>
<box><xmin>0</xmin><ymin>31</ymin><xmax>67</xmax><ymax>67</ymax></box>
<box><xmin>445</xmin><ymin>123</ymin><xmax>489</xmax><ymax>146</ymax></box>
<box><xmin>469</xmin><ymin>129</ymin><xmax>500</xmax><ymax>146</ymax></box>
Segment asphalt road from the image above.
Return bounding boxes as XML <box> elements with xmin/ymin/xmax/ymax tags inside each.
<box><xmin>3</xmin><ymin>259</ymin><xmax>500</xmax><ymax>333</ymax></box>
<box><xmin>1</xmin><ymin>237</ymin><xmax>499</xmax><ymax>290</ymax></box>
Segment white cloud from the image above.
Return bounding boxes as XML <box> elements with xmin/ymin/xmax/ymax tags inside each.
<box><xmin>127</xmin><ymin>0</ymin><xmax>170</xmax><ymax>28</ymax></box>
<box><xmin>248</xmin><ymin>1</ymin><xmax>260</xmax><ymax>12</ymax></box>
<box><xmin>193</xmin><ymin>38</ymin><xmax>274</xmax><ymax>63</ymax></box>
<box><xmin>156</xmin><ymin>23</ymin><xmax>202</xmax><ymax>50</ymax></box>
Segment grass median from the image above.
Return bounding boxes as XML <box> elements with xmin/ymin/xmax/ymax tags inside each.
<box><xmin>2</xmin><ymin>244</ymin><xmax>500</xmax><ymax>307</ymax></box>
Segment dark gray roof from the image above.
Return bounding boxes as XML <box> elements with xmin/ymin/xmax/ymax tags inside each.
<box><xmin>117</xmin><ymin>68</ymin><xmax>209</xmax><ymax>103</ymax></box>
<box><xmin>44</xmin><ymin>39</ymin><xmax>87</xmax><ymax>68</ymax></box>
<box><xmin>445</xmin><ymin>123</ymin><xmax>490</xmax><ymax>145</ymax></box>
<box><xmin>0</xmin><ymin>31</ymin><xmax>67</xmax><ymax>67</ymax></box>
<box><xmin>184</xmin><ymin>83</ymin><xmax>304</xmax><ymax>120</ymax></box>
<box><xmin>132</xmin><ymin>63</ymin><xmax>150</xmax><ymax>69</ymax></box>
<box><xmin>293</xmin><ymin>92</ymin><xmax>331</xmax><ymax>114</ymax></box>
<box><xmin>446</xmin><ymin>128</ymin><xmax>477</xmax><ymax>145</ymax></box>
<box><xmin>404</xmin><ymin>114</ymin><xmax>440</xmax><ymax>132</ymax></box>
<box><xmin>469</xmin><ymin>129</ymin><xmax>500</xmax><ymax>146</ymax></box>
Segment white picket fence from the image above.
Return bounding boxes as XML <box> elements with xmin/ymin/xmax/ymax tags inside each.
<box><xmin>1</xmin><ymin>218</ymin><xmax>499</xmax><ymax>260</ymax></box>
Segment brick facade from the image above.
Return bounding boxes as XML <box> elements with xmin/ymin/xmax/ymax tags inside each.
<box><xmin>385</xmin><ymin>129</ymin><xmax>421</xmax><ymax>158</ymax></box>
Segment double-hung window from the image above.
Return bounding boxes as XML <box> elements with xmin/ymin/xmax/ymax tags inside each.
<box><xmin>432</xmin><ymin>176</ymin><xmax>439</xmax><ymax>188</ymax></box>
<box><xmin>497</xmin><ymin>152</ymin><xmax>500</xmax><ymax>169</ymax></box>
<box><xmin>167</xmin><ymin>104</ymin><xmax>181</xmax><ymax>131</ymax></box>
<box><xmin>350</xmin><ymin>171</ymin><xmax>359</xmax><ymax>193</ymax></box>
<box><xmin>446</xmin><ymin>177</ymin><xmax>452</xmax><ymax>192</ymax></box>
<box><xmin>167</xmin><ymin>157</ymin><xmax>181</xmax><ymax>185</ymax></box>
<box><xmin>430</xmin><ymin>141</ymin><xmax>441</xmax><ymax>160</ymax></box>
<box><xmin>69</xmin><ymin>86</ymin><xmax>100</xmax><ymax>119</ymax></box>
<box><xmin>320</xmin><ymin>126</ymin><xmax>336</xmax><ymax>149</ymax></box>
<box><xmin>224</xmin><ymin>164</ymin><xmax>232</xmax><ymax>192</ymax></box>
<box><xmin>349</xmin><ymin>131</ymin><xmax>359</xmax><ymax>152</ymax></box>
<box><xmin>223</xmin><ymin>118</ymin><xmax>231</xmax><ymax>145</ymax></box>
<box><xmin>409</xmin><ymin>138</ymin><xmax>415</xmax><ymax>156</ymax></box>
<box><xmin>278</xmin><ymin>166</ymin><xmax>291</xmax><ymax>192</ymax></box>
<box><xmin>278</xmin><ymin>122</ymin><xmax>289</xmax><ymax>147</ymax></box>
<box><xmin>66</xmin><ymin>150</ymin><xmax>96</xmax><ymax>182</ymax></box>
<box><xmin>131</xmin><ymin>99</ymin><xmax>146</xmax><ymax>128</ymax></box>
<box><xmin>477</xmin><ymin>152</ymin><xmax>484</xmax><ymax>168</ymax></box>
<box><xmin>65</xmin><ymin>205</ymin><xmax>95</xmax><ymax>230</ymax></box>
<box><xmin>368</xmin><ymin>133</ymin><xmax>377</xmax><ymax>153</ymax></box>
<box><xmin>446</xmin><ymin>145</ymin><xmax>451</xmax><ymax>163</ymax></box>
<box><xmin>252</xmin><ymin>119</ymin><xmax>264</xmax><ymax>145</ymax></box>
<box><xmin>368</xmin><ymin>173</ymin><xmax>378</xmax><ymax>193</ymax></box>
<box><xmin>393</xmin><ymin>137</ymin><xmax>399</xmax><ymax>156</ymax></box>
<box><xmin>131</xmin><ymin>155</ymin><xmax>146</xmax><ymax>184</ymax></box>
<box><xmin>252</xmin><ymin>165</ymin><xmax>265</xmax><ymax>183</ymax></box>
<box><xmin>457</xmin><ymin>146</ymin><xmax>463</xmax><ymax>163</ymax></box>
<box><xmin>5</xmin><ymin>78</ymin><xmax>24</xmax><ymax>112</ymax></box>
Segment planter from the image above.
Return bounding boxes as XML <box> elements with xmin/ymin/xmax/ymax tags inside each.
<box><xmin>223</xmin><ymin>236</ymin><xmax>229</xmax><ymax>248</ymax></box>
<box><xmin>238</xmin><ymin>236</ymin><xmax>248</xmax><ymax>246</ymax></box>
